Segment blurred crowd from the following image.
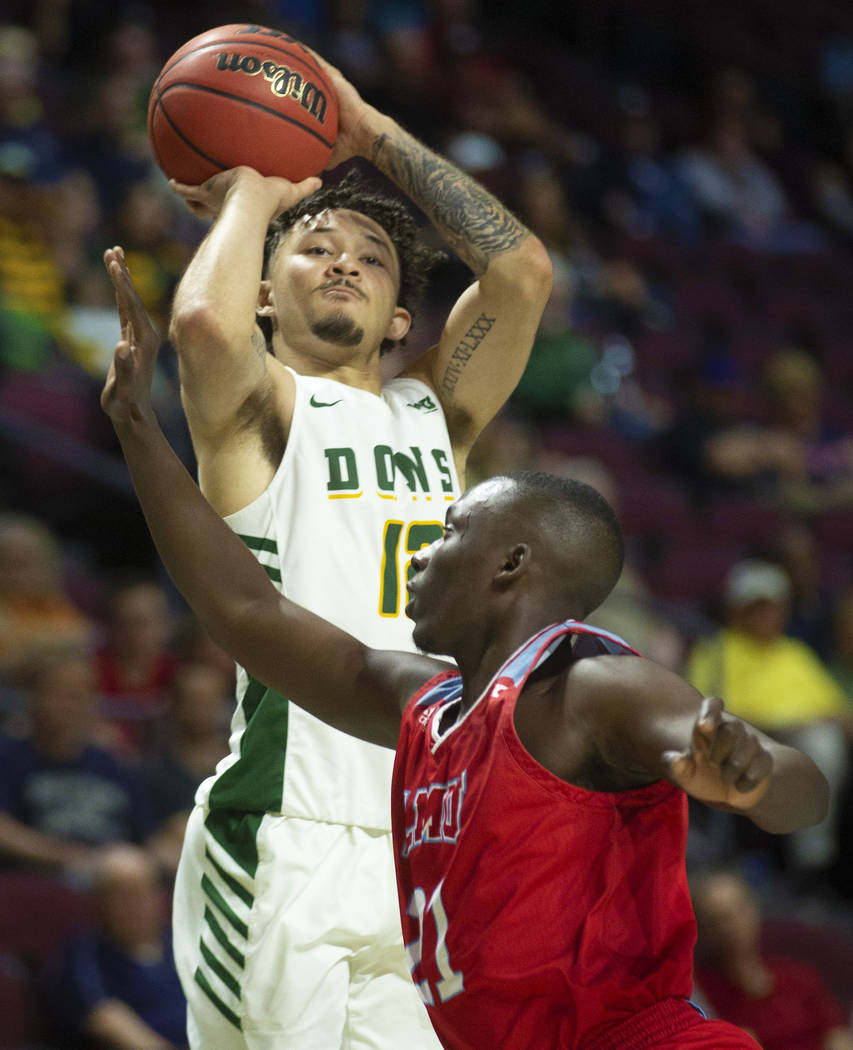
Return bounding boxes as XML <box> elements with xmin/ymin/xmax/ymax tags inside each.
<box><xmin>2</xmin><ymin>1</ymin><xmax>853</xmax><ymax>1047</ymax></box>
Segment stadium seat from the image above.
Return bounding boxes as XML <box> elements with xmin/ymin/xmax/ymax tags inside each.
<box><xmin>0</xmin><ymin>873</ymin><xmax>92</xmax><ymax>973</ymax></box>
<box><xmin>813</xmin><ymin>509</ymin><xmax>853</xmax><ymax>555</ymax></box>
<box><xmin>706</xmin><ymin>498</ymin><xmax>788</xmax><ymax>546</ymax></box>
<box><xmin>649</xmin><ymin>534</ymin><xmax>741</xmax><ymax>605</ymax></box>
<box><xmin>617</xmin><ymin>476</ymin><xmax>695</xmax><ymax>538</ymax></box>
<box><xmin>0</xmin><ymin>953</ymin><xmax>37</xmax><ymax>1049</ymax></box>
<box><xmin>541</xmin><ymin>425</ymin><xmax>651</xmax><ymax>479</ymax></box>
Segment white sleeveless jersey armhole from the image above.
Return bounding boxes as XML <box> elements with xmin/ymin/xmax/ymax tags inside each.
<box><xmin>196</xmin><ymin>367</ymin><xmax>460</xmax><ymax>829</ymax></box>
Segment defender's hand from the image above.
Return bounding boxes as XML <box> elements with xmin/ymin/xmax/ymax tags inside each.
<box><xmin>663</xmin><ymin>696</ymin><xmax>773</xmax><ymax>811</ymax></box>
<box><xmin>101</xmin><ymin>246</ymin><xmax>160</xmax><ymax>427</ymax></box>
<box><xmin>169</xmin><ymin>167</ymin><xmax>321</xmax><ymax>220</ymax></box>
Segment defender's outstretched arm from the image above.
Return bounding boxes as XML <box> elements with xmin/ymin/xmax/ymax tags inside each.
<box><xmin>103</xmin><ymin>248</ymin><xmax>436</xmax><ymax>749</ymax></box>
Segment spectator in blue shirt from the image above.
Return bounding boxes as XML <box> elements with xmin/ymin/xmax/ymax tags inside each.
<box><xmin>47</xmin><ymin>843</ymin><xmax>187</xmax><ymax>1050</ymax></box>
<box><xmin>0</xmin><ymin>641</ymin><xmax>156</xmax><ymax>876</ymax></box>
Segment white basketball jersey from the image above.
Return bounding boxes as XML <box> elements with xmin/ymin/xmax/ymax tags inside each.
<box><xmin>196</xmin><ymin>367</ymin><xmax>460</xmax><ymax>829</ymax></box>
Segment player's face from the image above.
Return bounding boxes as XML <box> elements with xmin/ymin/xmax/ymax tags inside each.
<box><xmin>266</xmin><ymin>209</ymin><xmax>410</xmax><ymax>356</ymax></box>
<box><xmin>406</xmin><ymin>478</ymin><xmax>515</xmax><ymax>655</ymax></box>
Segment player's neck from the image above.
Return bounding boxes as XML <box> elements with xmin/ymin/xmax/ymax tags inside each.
<box><xmin>457</xmin><ymin>607</ymin><xmax>569</xmax><ymax>712</ymax></box>
<box><xmin>276</xmin><ymin>340</ymin><xmax>383</xmax><ymax>395</ymax></box>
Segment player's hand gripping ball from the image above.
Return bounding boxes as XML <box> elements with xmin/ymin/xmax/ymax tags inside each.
<box><xmin>147</xmin><ymin>24</ymin><xmax>339</xmax><ymax>184</ymax></box>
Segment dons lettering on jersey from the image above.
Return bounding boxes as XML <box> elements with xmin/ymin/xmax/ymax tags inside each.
<box><xmin>402</xmin><ymin>771</ymin><xmax>467</xmax><ymax>857</ymax></box>
<box><xmin>324</xmin><ymin>444</ymin><xmax>455</xmax><ymax>498</ymax></box>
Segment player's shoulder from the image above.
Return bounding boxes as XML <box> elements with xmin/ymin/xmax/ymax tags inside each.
<box><xmin>562</xmin><ymin>652</ymin><xmax>663</xmax><ymax>716</ymax></box>
<box><xmin>565</xmin><ymin>650</ymin><xmax>645</xmax><ymax>687</ymax></box>
<box><xmin>383</xmin><ymin>371</ymin><xmax>436</xmax><ymax>398</ymax></box>
<box><xmin>381</xmin><ymin>373</ymin><xmax>448</xmax><ymax>422</ymax></box>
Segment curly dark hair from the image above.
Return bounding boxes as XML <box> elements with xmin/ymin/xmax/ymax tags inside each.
<box><xmin>261</xmin><ymin>169</ymin><xmax>446</xmax><ymax>354</ymax></box>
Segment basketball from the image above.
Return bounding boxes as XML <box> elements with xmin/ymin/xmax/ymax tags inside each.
<box><xmin>147</xmin><ymin>24</ymin><xmax>338</xmax><ymax>185</ymax></box>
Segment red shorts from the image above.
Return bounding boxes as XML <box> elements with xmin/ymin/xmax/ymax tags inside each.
<box><xmin>581</xmin><ymin>1000</ymin><xmax>760</xmax><ymax>1050</ymax></box>
<box><xmin>650</xmin><ymin>1019</ymin><xmax>760</xmax><ymax>1049</ymax></box>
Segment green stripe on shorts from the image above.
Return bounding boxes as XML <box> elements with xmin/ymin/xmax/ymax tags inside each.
<box><xmin>194</xmin><ymin>966</ymin><xmax>242</xmax><ymax>1030</ymax></box>
<box><xmin>200</xmin><ymin>938</ymin><xmax>242</xmax><ymax>999</ymax></box>
<box><xmin>205</xmin><ymin>848</ymin><xmax>254</xmax><ymax>908</ymax></box>
<box><xmin>201</xmin><ymin>874</ymin><xmax>249</xmax><ymax>940</ymax></box>
<box><xmin>204</xmin><ymin>905</ymin><xmax>246</xmax><ymax>969</ymax></box>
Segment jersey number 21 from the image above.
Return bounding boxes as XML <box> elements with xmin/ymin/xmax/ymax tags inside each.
<box><xmin>405</xmin><ymin>882</ymin><xmax>464</xmax><ymax>1005</ymax></box>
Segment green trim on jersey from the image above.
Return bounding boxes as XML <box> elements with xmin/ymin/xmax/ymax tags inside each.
<box><xmin>208</xmin><ymin>678</ymin><xmax>290</xmax><ymax>815</ymax></box>
<box><xmin>206</xmin><ymin>524</ymin><xmax>288</xmax><ymax>876</ymax></box>
<box><xmin>204</xmin><ymin>810</ymin><xmax>264</xmax><ymax>880</ymax></box>
<box><xmin>237</xmin><ymin>534</ymin><xmax>278</xmax><ymax>554</ymax></box>
<box><xmin>236</xmin><ymin>533</ymin><xmax>282</xmax><ymax>582</ymax></box>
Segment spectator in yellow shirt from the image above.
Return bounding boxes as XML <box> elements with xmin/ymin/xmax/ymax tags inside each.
<box><xmin>688</xmin><ymin>559</ymin><xmax>850</xmax><ymax>880</ymax></box>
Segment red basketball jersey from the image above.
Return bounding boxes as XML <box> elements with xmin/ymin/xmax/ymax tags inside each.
<box><xmin>391</xmin><ymin>621</ymin><xmax>735</xmax><ymax>1050</ymax></box>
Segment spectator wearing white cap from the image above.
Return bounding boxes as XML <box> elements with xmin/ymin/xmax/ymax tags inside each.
<box><xmin>688</xmin><ymin>558</ymin><xmax>851</xmax><ymax>883</ymax></box>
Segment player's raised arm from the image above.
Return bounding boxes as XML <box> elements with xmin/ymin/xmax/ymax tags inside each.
<box><xmin>102</xmin><ymin>248</ymin><xmax>435</xmax><ymax>749</ymax></box>
<box><xmin>569</xmin><ymin>655</ymin><xmax>829</xmax><ymax>834</ymax></box>
<box><xmin>314</xmin><ymin>55</ymin><xmax>553</xmax><ymax>470</ymax></box>
<box><xmin>167</xmin><ymin>170</ymin><xmax>319</xmax><ymax>476</ymax></box>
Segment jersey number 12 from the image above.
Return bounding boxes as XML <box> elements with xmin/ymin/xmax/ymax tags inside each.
<box><xmin>380</xmin><ymin>520</ymin><xmax>443</xmax><ymax>616</ymax></box>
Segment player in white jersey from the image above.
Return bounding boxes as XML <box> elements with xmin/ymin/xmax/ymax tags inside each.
<box><xmin>124</xmin><ymin>47</ymin><xmax>552</xmax><ymax>1050</ymax></box>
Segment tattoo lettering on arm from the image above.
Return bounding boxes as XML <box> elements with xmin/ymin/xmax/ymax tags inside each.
<box><xmin>441</xmin><ymin>313</ymin><xmax>496</xmax><ymax>395</ymax></box>
<box><xmin>371</xmin><ymin>132</ymin><xmax>526</xmax><ymax>276</ymax></box>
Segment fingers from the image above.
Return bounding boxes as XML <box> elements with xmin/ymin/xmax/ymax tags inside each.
<box><xmin>707</xmin><ymin>723</ymin><xmax>770</xmax><ymax>791</ymax></box>
<box><xmin>103</xmin><ymin>245</ymin><xmax>126</xmax><ymax>269</ymax></box>
<box><xmin>105</xmin><ymin>247</ymin><xmax>144</xmax><ymax>324</ymax></box>
<box><xmin>104</xmin><ymin>245</ymin><xmax>128</xmax><ymax>289</ymax></box>
<box><xmin>170</xmin><ymin>169</ymin><xmax>320</xmax><ymax>221</ymax></box>
<box><xmin>104</xmin><ymin>245</ymin><xmax>133</xmax><ymax>336</ymax></box>
<box><xmin>168</xmin><ymin>178</ymin><xmax>205</xmax><ymax>198</ymax></box>
<box><xmin>168</xmin><ymin>178</ymin><xmax>218</xmax><ymax>217</ymax></box>
<box><xmin>100</xmin><ymin>340</ymin><xmax>133</xmax><ymax>413</ymax></box>
<box><xmin>104</xmin><ymin>246</ymin><xmax>161</xmax><ymax>354</ymax></box>
<box><xmin>691</xmin><ymin>696</ymin><xmax>773</xmax><ymax>793</ymax></box>
<box><xmin>291</xmin><ymin>175</ymin><xmax>322</xmax><ymax>202</ymax></box>
<box><xmin>661</xmin><ymin>749</ymin><xmax>693</xmax><ymax>781</ymax></box>
<box><xmin>111</xmin><ymin>340</ymin><xmax>134</xmax><ymax>389</ymax></box>
<box><xmin>270</xmin><ymin>175</ymin><xmax>322</xmax><ymax>218</ymax></box>
<box><xmin>104</xmin><ymin>245</ymin><xmax>131</xmax><ymax>289</ymax></box>
<box><xmin>100</xmin><ymin>359</ymin><xmax>117</xmax><ymax>412</ymax></box>
<box><xmin>688</xmin><ymin>695</ymin><xmax>723</xmax><ymax>763</ymax></box>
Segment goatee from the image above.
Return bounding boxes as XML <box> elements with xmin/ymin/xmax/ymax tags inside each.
<box><xmin>311</xmin><ymin>313</ymin><xmax>364</xmax><ymax>347</ymax></box>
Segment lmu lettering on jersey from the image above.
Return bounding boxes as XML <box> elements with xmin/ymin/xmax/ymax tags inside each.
<box><xmin>402</xmin><ymin>771</ymin><xmax>467</xmax><ymax>857</ymax></box>
<box><xmin>325</xmin><ymin>444</ymin><xmax>455</xmax><ymax>498</ymax></box>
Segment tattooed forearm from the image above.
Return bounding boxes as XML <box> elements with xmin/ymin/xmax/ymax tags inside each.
<box><xmin>371</xmin><ymin>131</ymin><xmax>526</xmax><ymax>276</ymax></box>
<box><xmin>441</xmin><ymin>313</ymin><xmax>496</xmax><ymax>395</ymax></box>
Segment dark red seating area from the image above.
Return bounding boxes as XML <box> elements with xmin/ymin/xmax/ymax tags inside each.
<box><xmin>0</xmin><ymin>874</ymin><xmax>92</xmax><ymax>1050</ymax></box>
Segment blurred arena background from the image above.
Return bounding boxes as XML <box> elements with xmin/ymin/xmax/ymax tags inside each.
<box><xmin>2</xmin><ymin>2</ymin><xmax>853</xmax><ymax>1046</ymax></box>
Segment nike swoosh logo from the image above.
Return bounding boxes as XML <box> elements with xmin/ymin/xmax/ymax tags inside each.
<box><xmin>309</xmin><ymin>394</ymin><xmax>343</xmax><ymax>408</ymax></box>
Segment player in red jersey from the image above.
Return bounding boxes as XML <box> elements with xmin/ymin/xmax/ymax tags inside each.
<box><xmin>101</xmin><ymin>262</ymin><xmax>828</xmax><ymax>1050</ymax></box>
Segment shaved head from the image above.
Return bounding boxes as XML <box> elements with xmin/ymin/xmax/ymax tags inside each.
<box><xmin>497</xmin><ymin>471</ymin><xmax>624</xmax><ymax>617</ymax></box>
